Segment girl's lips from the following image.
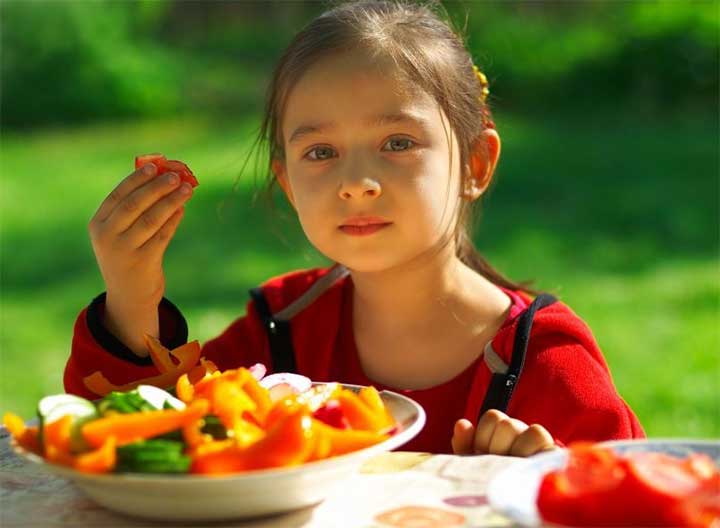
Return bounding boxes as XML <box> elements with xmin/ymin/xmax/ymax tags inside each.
<box><xmin>338</xmin><ymin>223</ymin><xmax>392</xmax><ymax>236</ymax></box>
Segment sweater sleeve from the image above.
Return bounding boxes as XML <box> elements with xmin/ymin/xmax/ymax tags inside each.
<box><xmin>63</xmin><ymin>294</ymin><xmax>270</xmax><ymax>399</ymax></box>
<box><xmin>507</xmin><ymin>332</ymin><xmax>646</xmax><ymax>445</ymax></box>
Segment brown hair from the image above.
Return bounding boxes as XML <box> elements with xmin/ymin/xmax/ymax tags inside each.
<box><xmin>255</xmin><ymin>0</ymin><xmax>534</xmax><ymax>293</ymax></box>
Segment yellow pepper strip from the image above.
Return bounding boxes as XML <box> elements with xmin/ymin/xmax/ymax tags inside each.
<box><xmin>182</xmin><ymin>417</ymin><xmax>212</xmax><ymax>449</ymax></box>
<box><xmin>176</xmin><ymin>373</ymin><xmax>194</xmax><ymax>403</ymax></box>
<box><xmin>312</xmin><ymin>418</ymin><xmax>389</xmax><ymax>456</ymax></box>
<box><xmin>358</xmin><ymin>386</ymin><xmax>395</xmax><ymax>430</ymax></box>
<box><xmin>73</xmin><ymin>436</ymin><xmax>116</xmax><ymax>474</ymax></box>
<box><xmin>336</xmin><ymin>389</ymin><xmax>389</xmax><ymax>432</ymax></box>
<box><xmin>82</xmin><ymin>399</ymin><xmax>209</xmax><ymax>448</ymax></box>
<box><xmin>3</xmin><ymin>412</ymin><xmax>41</xmax><ymax>455</ymax></box>
<box><xmin>240</xmin><ymin>373</ymin><xmax>272</xmax><ymax>423</ymax></box>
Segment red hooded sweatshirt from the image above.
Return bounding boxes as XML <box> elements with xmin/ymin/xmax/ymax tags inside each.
<box><xmin>64</xmin><ymin>265</ymin><xmax>645</xmax><ymax>453</ymax></box>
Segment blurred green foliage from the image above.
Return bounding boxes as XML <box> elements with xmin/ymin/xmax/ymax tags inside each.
<box><xmin>2</xmin><ymin>0</ymin><xmax>717</xmax><ymax>128</ymax></box>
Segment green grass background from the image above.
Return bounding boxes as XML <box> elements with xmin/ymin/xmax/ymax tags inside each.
<box><xmin>1</xmin><ymin>109</ymin><xmax>717</xmax><ymax>438</ymax></box>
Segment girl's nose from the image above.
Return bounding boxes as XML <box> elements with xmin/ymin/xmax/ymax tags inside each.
<box><xmin>337</xmin><ymin>176</ymin><xmax>382</xmax><ymax>200</ymax></box>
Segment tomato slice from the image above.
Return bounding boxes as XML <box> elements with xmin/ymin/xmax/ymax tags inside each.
<box><xmin>134</xmin><ymin>153</ymin><xmax>199</xmax><ymax>188</ymax></box>
<box><xmin>537</xmin><ymin>445</ymin><xmax>720</xmax><ymax>527</ymax></box>
<box><xmin>135</xmin><ymin>153</ymin><xmax>167</xmax><ymax>172</ymax></box>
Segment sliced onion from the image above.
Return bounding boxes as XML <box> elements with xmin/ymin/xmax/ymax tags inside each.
<box><xmin>259</xmin><ymin>373</ymin><xmax>311</xmax><ymax>394</ymax></box>
<box><xmin>248</xmin><ymin>363</ymin><xmax>267</xmax><ymax>381</ymax></box>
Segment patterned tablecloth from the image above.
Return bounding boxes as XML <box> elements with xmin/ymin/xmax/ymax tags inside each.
<box><xmin>0</xmin><ymin>427</ymin><xmax>524</xmax><ymax>528</ymax></box>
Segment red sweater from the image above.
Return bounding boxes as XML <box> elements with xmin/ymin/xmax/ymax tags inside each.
<box><xmin>65</xmin><ymin>266</ymin><xmax>645</xmax><ymax>454</ymax></box>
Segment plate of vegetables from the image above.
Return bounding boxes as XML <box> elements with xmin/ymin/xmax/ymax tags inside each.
<box><xmin>4</xmin><ymin>340</ymin><xmax>425</xmax><ymax>522</ymax></box>
<box><xmin>486</xmin><ymin>439</ymin><xmax>719</xmax><ymax>527</ymax></box>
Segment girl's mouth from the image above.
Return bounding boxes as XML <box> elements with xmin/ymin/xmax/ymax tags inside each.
<box><xmin>338</xmin><ymin>223</ymin><xmax>392</xmax><ymax>236</ymax></box>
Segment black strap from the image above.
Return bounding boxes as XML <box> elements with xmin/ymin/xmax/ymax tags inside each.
<box><xmin>478</xmin><ymin>293</ymin><xmax>557</xmax><ymax>419</ymax></box>
<box><xmin>249</xmin><ymin>287</ymin><xmax>297</xmax><ymax>373</ymax></box>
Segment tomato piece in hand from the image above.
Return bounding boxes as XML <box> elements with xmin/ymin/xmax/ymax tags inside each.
<box><xmin>135</xmin><ymin>153</ymin><xmax>167</xmax><ymax>172</ymax></box>
<box><xmin>134</xmin><ymin>153</ymin><xmax>199</xmax><ymax>188</ymax></box>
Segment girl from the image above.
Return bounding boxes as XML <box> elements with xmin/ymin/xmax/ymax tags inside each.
<box><xmin>65</xmin><ymin>0</ymin><xmax>644</xmax><ymax>456</ymax></box>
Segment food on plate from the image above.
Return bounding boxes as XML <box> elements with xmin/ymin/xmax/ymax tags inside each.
<box><xmin>537</xmin><ymin>443</ymin><xmax>720</xmax><ymax>527</ymax></box>
<box><xmin>135</xmin><ymin>153</ymin><xmax>199</xmax><ymax>188</ymax></box>
<box><xmin>4</xmin><ymin>338</ymin><xmax>396</xmax><ymax>476</ymax></box>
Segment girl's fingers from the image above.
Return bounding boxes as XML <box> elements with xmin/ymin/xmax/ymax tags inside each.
<box><xmin>451</xmin><ymin>419</ymin><xmax>475</xmax><ymax>455</ymax></box>
<box><xmin>472</xmin><ymin>409</ymin><xmax>505</xmax><ymax>454</ymax></box>
<box><xmin>129</xmin><ymin>183</ymin><xmax>193</xmax><ymax>248</ymax></box>
<box><xmin>93</xmin><ymin>164</ymin><xmax>159</xmax><ymax>223</ymax></box>
<box><xmin>509</xmin><ymin>424</ymin><xmax>556</xmax><ymax>457</ymax></box>
<box><xmin>109</xmin><ymin>173</ymin><xmax>187</xmax><ymax>236</ymax></box>
<box><xmin>486</xmin><ymin>417</ymin><xmax>528</xmax><ymax>456</ymax></box>
<box><xmin>140</xmin><ymin>206</ymin><xmax>186</xmax><ymax>255</ymax></box>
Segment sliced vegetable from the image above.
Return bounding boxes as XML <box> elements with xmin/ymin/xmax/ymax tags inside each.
<box><xmin>82</xmin><ymin>339</ymin><xmax>201</xmax><ymax>397</ymax></box>
<box><xmin>134</xmin><ymin>153</ymin><xmax>199</xmax><ymax>188</ymax></box>
<box><xmin>137</xmin><ymin>385</ymin><xmax>185</xmax><ymax>411</ymax></box>
<box><xmin>537</xmin><ymin>443</ymin><xmax>720</xmax><ymax>527</ymax></box>
<box><xmin>259</xmin><ymin>373</ymin><xmax>312</xmax><ymax>397</ymax></box>
<box><xmin>38</xmin><ymin>394</ymin><xmax>98</xmax><ymax>453</ymax></box>
<box><xmin>191</xmin><ymin>408</ymin><xmax>315</xmax><ymax>474</ymax></box>
<box><xmin>116</xmin><ymin>439</ymin><xmax>190</xmax><ymax>474</ymax></box>
<box><xmin>81</xmin><ymin>399</ymin><xmax>209</xmax><ymax>448</ymax></box>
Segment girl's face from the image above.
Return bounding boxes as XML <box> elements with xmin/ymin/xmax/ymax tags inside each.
<box><xmin>273</xmin><ymin>50</ymin><xmax>469</xmax><ymax>273</ymax></box>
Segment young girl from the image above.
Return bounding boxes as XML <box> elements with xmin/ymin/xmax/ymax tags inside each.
<box><xmin>65</xmin><ymin>0</ymin><xmax>644</xmax><ymax>456</ymax></box>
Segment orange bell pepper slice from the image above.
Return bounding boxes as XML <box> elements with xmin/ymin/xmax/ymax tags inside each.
<box><xmin>82</xmin><ymin>399</ymin><xmax>209</xmax><ymax>448</ymax></box>
<box><xmin>3</xmin><ymin>412</ymin><xmax>41</xmax><ymax>455</ymax></box>
<box><xmin>143</xmin><ymin>334</ymin><xmax>177</xmax><ymax>373</ymax></box>
<box><xmin>82</xmin><ymin>339</ymin><xmax>201</xmax><ymax>396</ymax></box>
<box><xmin>312</xmin><ymin>419</ymin><xmax>389</xmax><ymax>456</ymax></box>
<box><xmin>73</xmin><ymin>436</ymin><xmax>116</xmax><ymax>474</ymax></box>
<box><xmin>358</xmin><ymin>386</ymin><xmax>395</xmax><ymax>430</ymax></box>
<box><xmin>336</xmin><ymin>389</ymin><xmax>389</xmax><ymax>432</ymax></box>
<box><xmin>191</xmin><ymin>408</ymin><xmax>315</xmax><ymax>474</ymax></box>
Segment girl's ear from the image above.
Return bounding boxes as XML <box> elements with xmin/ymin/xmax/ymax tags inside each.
<box><xmin>463</xmin><ymin>129</ymin><xmax>501</xmax><ymax>201</ymax></box>
<box><xmin>271</xmin><ymin>159</ymin><xmax>296</xmax><ymax>208</ymax></box>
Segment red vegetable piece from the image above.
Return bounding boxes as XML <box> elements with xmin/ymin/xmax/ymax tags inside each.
<box><xmin>135</xmin><ymin>153</ymin><xmax>167</xmax><ymax>172</ymax></box>
<box><xmin>134</xmin><ymin>153</ymin><xmax>198</xmax><ymax>188</ymax></box>
<box><xmin>164</xmin><ymin>159</ymin><xmax>199</xmax><ymax>188</ymax></box>
<box><xmin>312</xmin><ymin>400</ymin><xmax>349</xmax><ymax>430</ymax></box>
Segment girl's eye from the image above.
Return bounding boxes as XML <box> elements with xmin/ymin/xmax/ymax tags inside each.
<box><xmin>383</xmin><ymin>137</ymin><xmax>415</xmax><ymax>152</ymax></box>
<box><xmin>305</xmin><ymin>146</ymin><xmax>336</xmax><ymax>161</ymax></box>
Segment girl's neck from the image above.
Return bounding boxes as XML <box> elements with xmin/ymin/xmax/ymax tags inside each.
<box><xmin>348</xmin><ymin>246</ymin><xmax>509</xmax><ymax>335</ymax></box>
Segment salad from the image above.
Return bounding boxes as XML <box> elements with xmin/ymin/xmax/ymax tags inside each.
<box><xmin>4</xmin><ymin>337</ymin><xmax>396</xmax><ymax>476</ymax></box>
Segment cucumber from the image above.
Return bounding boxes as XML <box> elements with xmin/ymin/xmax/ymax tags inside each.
<box><xmin>116</xmin><ymin>439</ymin><xmax>191</xmax><ymax>474</ymax></box>
<box><xmin>37</xmin><ymin>394</ymin><xmax>98</xmax><ymax>453</ymax></box>
<box><xmin>136</xmin><ymin>385</ymin><xmax>185</xmax><ymax>411</ymax></box>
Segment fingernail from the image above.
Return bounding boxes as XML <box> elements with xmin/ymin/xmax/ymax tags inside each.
<box><xmin>166</xmin><ymin>172</ymin><xmax>179</xmax><ymax>185</ymax></box>
<box><xmin>179</xmin><ymin>182</ymin><xmax>192</xmax><ymax>194</ymax></box>
<box><xmin>144</xmin><ymin>163</ymin><xmax>155</xmax><ymax>175</ymax></box>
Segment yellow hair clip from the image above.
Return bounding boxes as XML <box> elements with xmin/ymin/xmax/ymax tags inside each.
<box><xmin>473</xmin><ymin>64</ymin><xmax>490</xmax><ymax>103</ymax></box>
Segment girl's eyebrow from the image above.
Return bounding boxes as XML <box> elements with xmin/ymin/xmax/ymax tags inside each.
<box><xmin>287</xmin><ymin>112</ymin><xmax>431</xmax><ymax>145</ymax></box>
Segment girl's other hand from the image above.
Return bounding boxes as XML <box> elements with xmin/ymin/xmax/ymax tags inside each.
<box><xmin>451</xmin><ymin>409</ymin><xmax>557</xmax><ymax>457</ymax></box>
<box><xmin>87</xmin><ymin>162</ymin><xmax>193</xmax><ymax>355</ymax></box>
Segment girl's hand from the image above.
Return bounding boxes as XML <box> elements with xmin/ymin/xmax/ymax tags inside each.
<box><xmin>88</xmin><ymin>163</ymin><xmax>193</xmax><ymax>356</ymax></box>
<box><xmin>451</xmin><ymin>409</ymin><xmax>557</xmax><ymax>457</ymax></box>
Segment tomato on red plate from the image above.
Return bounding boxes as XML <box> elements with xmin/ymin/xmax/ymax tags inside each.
<box><xmin>135</xmin><ymin>153</ymin><xmax>199</xmax><ymax>188</ymax></box>
<box><xmin>537</xmin><ymin>443</ymin><xmax>720</xmax><ymax>527</ymax></box>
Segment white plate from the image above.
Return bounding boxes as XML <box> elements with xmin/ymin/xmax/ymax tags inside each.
<box><xmin>11</xmin><ymin>383</ymin><xmax>426</xmax><ymax>522</ymax></box>
<box><xmin>486</xmin><ymin>439</ymin><xmax>720</xmax><ymax>527</ymax></box>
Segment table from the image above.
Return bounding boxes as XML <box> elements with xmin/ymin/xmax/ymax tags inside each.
<box><xmin>0</xmin><ymin>427</ymin><xmax>524</xmax><ymax>527</ymax></box>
